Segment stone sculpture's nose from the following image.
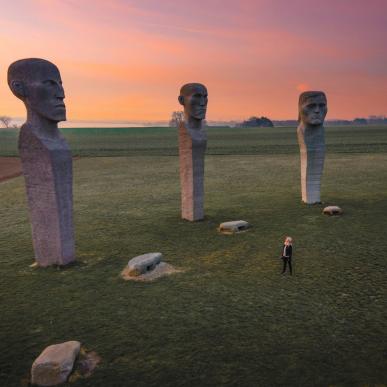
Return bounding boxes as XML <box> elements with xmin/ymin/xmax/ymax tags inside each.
<box><xmin>57</xmin><ymin>84</ymin><xmax>65</xmax><ymax>99</ymax></box>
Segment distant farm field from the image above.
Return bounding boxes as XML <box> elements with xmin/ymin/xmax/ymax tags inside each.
<box><xmin>1</xmin><ymin>125</ymin><xmax>387</xmax><ymax>157</ymax></box>
<box><xmin>0</xmin><ymin>126</ymin><xmax>386</xmax><ymax>386</ymax></box>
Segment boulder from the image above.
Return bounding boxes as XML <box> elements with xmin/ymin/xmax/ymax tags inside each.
<box><xmin>126</xmin><ymin>252</ymin><xmax>162</xmax><ymax>276</ymax></box>
<box><xmin>323</xmin><ymin>206</ymin><xmax>343</xmax><ymax>216</ymax></box>
<box><xmin>219</xmin><ymin>220</ymin><xmax>250</xmax><ymax>234</ymax></box>
<box><xmin>31</xmin><ymin>341</ymin><xmax>81</xmax><ymax>386</ymax></box>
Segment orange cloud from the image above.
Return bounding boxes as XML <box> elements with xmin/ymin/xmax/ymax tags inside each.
<box><xmin>296</xmin><ymin>83</ymin><xmax>310</xmax><ymax>92</ymax></box>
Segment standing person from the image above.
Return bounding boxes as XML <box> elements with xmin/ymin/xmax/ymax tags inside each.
<box><xmin>281</xmin><ymin>237</ymin><xmax>293</xmax><ymax>275</ymax></box>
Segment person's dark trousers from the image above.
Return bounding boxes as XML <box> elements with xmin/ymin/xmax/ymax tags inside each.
<box><xmin>282</xmin><ymin>257</ymin><xmax>292</xmax><ymax>275</ymax></box>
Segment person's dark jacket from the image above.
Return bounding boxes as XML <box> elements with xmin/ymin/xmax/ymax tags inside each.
<box><xmin>281</xmin><ymin>245</ymin><xmax>292</xmax><ymax>259</ymax></box>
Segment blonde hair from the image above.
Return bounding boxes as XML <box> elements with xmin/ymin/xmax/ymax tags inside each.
<box><xmin>284</xmin><ymin>236</ymin><xmax>293</xmax><ymax>245</ymax></box>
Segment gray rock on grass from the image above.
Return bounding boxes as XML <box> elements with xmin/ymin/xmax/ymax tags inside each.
<box><xmin>219</xmin><ymin>220</ymin><xmax>250</xmax><ymax>234</ymax></box>
<box><xmin>323</xmin><ymin>206</ymin><xmax>343</xmax><ymax>215</ymax></box>
<box><xmin>126</xmin><ymin>252</ymin><xmax>163</xmax><ymax>276</ymax></box>
<box><xmin>121</xmin><ymin>253</ymin><xmax>182</xmax><ymax>282</ymax></box>
<box><xmin>31</xmin><ymin>341</ymin><xmax>81</xmax><ymax>386</ymax></box>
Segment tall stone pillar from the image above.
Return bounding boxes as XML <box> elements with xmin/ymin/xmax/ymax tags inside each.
<box><xmin>177</xmin><ymin>83</ymin><xmax>208</xmax><ymax>221</ymax></box>
<box><xmin>8</xmin><ymin>58</ymin><xmax>75</xmax><ymax>266</ymax></box>
<box><xmin>297</xmin><ymin>91</ymin><xmax>328</xmax><ymax>204</ymax></box>
<box><xmin>179</xmin><ymin>121</ymin><xmax>207</xmax><ymax>221</ymax></box>
<box><xmin>178</xmin><ymin>83</ymin><xmax>208</xmax><ymax>222</ymax></box>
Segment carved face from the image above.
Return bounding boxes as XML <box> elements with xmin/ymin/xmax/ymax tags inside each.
<box><xmin>300</xmin><ymin>94</ymin><xmax>327</xmax><ymax>126</ymax></box>
<box><xmin>24</xmin><ymin>62</ymin><xmax>66</xmax><ymax>123</ymax></box>
<box><xmin>180</xmin><ymin>84</ymin><xmax>208</xmax><ymax>120</ymax></box>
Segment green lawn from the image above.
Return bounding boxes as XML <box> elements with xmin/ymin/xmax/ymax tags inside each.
<box><xmin>0</xmin><ymin>127</ymin><xmax>386</xmax><ymax>386</ymax></box>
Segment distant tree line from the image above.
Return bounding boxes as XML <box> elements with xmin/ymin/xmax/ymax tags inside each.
<box><xmin>169</xmin><ymin>111</ymin><xmax>208</xmax><ymax>128</ymax></box>
<box><xmin>353</xmin><ymin>117</ymin><xmax>387</xmax><ymax>125</ymax></box>
<box><xmin>271</xmin><ymin>117</ymin><xmax>387</xmax><ymax>127</ymax></box>
<box><xmin>169</xmin><ymin>111</ymin><xmax>184</xmax><ymax>127</ymax></box>
<box><xmin>168</xmin><ymin>112</ymin><xmax>387</xmax><ymax>128</ymax></box>
<box><xmin>0</xmin><ymin>116</ymin><xmax>12</xmax><ymax>128</ymax></box>
<box><xmin>314</xmin><ymin>117</ymin><xmax>387</xmax><ymax>126</ymax></box>
<box><xmin>237</xmin><ymin>116</ymin><xmax>274</xmax><ymax>128</ymax></box>
<box><xmin>0</xmin><ymin>115</ymin><xmax>19</xmax><ymax>129</ymax></box>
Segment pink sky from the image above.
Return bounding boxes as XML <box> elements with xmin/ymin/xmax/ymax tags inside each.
<box><xmin>0</xmin><ymin>0</ymin><xmax>386</xmax><ymax>121</ymax></box>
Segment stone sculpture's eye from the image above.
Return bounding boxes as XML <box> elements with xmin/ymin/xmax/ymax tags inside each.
<box><xmin>44</xmin><ymin>80</ymin><xmax>56</xmax><ymax>86</ymax></box>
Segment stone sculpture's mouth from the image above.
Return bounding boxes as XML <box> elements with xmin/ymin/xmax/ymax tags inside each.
<box><xmin>194</xmin><ymin>108</ymin><xmax>206</xmax><ymax>117</ymax></box>
<box><xmin>310</xmin><ymin>117</ymin><xmax>323</xmax><ymax>124</ymax></box>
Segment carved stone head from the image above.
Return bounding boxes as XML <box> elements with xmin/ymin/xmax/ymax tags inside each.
<box><xmin>8</xmin><ymin>58</ymin><xmax>66</xmax><ymax>123</ymax></box>
<box><xmin>178</xmin><ymin>83</ymin><xmax>208</xmax><ymax>122</ymax></box>
<box><xmin>298</xmin><ymin>91</ymin><xmax>327</xmax><ymax>126</ymax></box>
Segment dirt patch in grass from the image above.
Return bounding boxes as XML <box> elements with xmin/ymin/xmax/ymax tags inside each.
<box><xmin>0</xmin><ymin>157</ymin><xmax>22</xmax><ymax>182</ymax></box>
<box><xmin>68</xmin><ymin>347</ymin><xmax>101</xmax><ymax>383</ymax></box>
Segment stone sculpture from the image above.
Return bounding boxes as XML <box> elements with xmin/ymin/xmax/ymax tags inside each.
<box><xmin>178</xmin><ymin>83</ymin><xmax>208</xmax><ymax>221</ymax></box>
<box><xmin>297</xmin><ymin>91</ymin><xmax>328</xmax><ymax>204</ymax></box>
<box><xmin>8</xmin><ymin>58</ymin><xmax>75</xmax><ymax>266</ymax></box>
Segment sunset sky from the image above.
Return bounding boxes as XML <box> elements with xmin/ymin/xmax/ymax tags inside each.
<box><xmin>0</xmin><ymin>0</ymin><xmax>386</xmax><ymax>122</ymax></box>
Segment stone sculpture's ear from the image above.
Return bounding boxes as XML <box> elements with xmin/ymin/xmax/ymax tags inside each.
<box><xmin>178</xmin><ymin>95</ymin><xmax>185</xmax><ymax>106</ymax></box>
<box><xmin>10</xmin><ymin>80</ymin><xmax>27</xmax><ymax>99</ymax></box>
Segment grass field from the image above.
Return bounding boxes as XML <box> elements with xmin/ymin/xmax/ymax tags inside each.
<box><xmin>0</xmin><ymin>126</ymin><xmax>386</xmax><ymax>386</ymax></box>
<box><xmin>1</xmin><ymin>125</ymin><xmax>387</xmax><ymax>156</ymax></box>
